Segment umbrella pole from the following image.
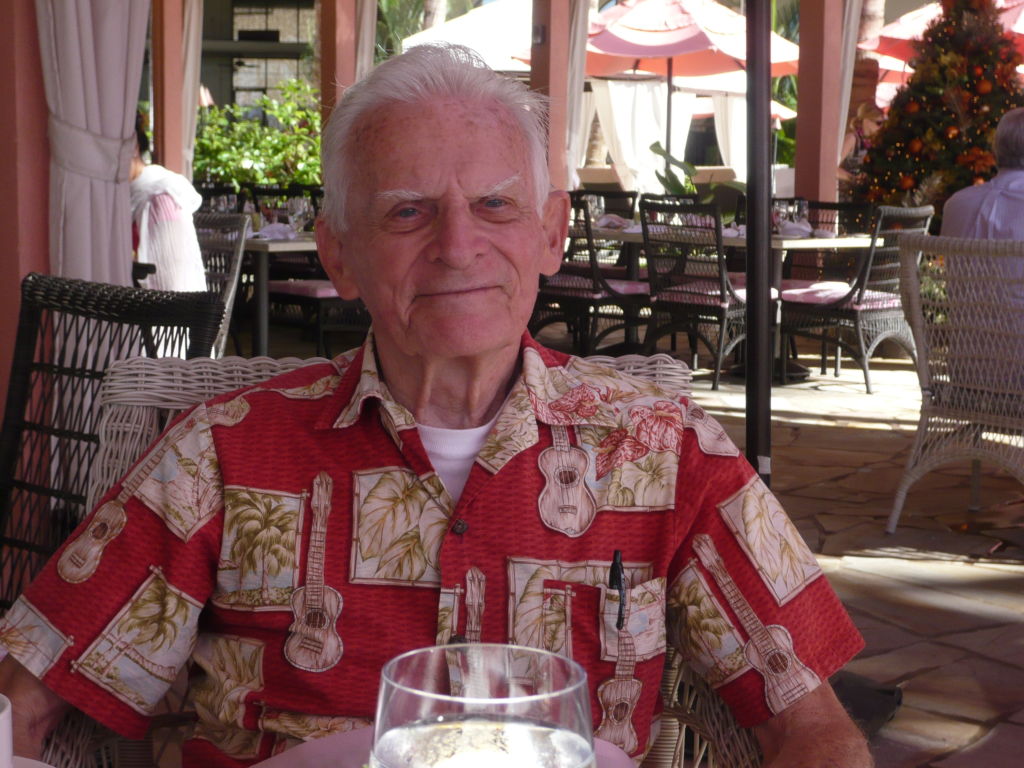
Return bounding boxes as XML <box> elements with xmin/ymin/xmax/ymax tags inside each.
<box><xmin>665</xmin><ymin>58</ymin><xmax>673</xmax><ymax>179</ymax></box>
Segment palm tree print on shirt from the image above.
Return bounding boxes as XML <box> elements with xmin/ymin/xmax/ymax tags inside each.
<box><xmin>215</xmin><ymin>486</ymin><xmax>304</xmax><ymax>611</ymax></box>
<box><xmin>74</xmin><ymin>567</ymin><xmax>202</xmax><ymax>715</ymax></box>
<box><xmin>191</xmin><ymin>633</ymin><xmax>266</xmax><ymax>759</ymax></box>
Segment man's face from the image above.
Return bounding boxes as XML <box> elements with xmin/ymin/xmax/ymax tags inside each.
<box><xmin>317</xmin><ymin>97</ymin><xmax>568</xmax><ymax>363</ymax></box>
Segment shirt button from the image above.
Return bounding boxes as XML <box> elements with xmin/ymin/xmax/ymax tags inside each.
<box><xmin>451</xmin><ymin>519</ymin><xmax>469</xmax><ymax>535</ymax></box>
<box><xmin>449</xmin><ymin>634</ymin><xmax>468</xmax><ymax>644</ymax></box>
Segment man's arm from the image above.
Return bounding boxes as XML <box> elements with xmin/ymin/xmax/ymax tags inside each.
<box><xmin>752</xmin><ymin>681</ymin><xmax>872</xmax><ymax>768</ymax></box>
<box><xmin>0</xmin><ymin>655</ymin><xmax>70</xmax><ymax>758</ymax></box>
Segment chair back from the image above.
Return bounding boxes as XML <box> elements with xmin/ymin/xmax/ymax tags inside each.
<box><xmin>638</xmin><ymin>192</ymin><xmax>701</xmax><ymax>207</ymax></box>
<box><xmin>899</xmin><ymin>233</ymin><xmax>1024</xmax><ymax>417</ymax></box>
<box><xmin>195</xmin><ymin>182</ymin><xmax>240</xmax><ymax>213</ymax></box>
<box><xmin>856</xmin><ymin>205</ymin><xmax>934</xmax><ymax>306</ymax></box>
<box><xmin>807</xmin><ymin>201</ymin><xmax>873</xmax><ymax>235</ymax></box>
<box><xmin>570</xmin><ymin>189</ymin><xmax>639</xmax><ymax>219</ymax></box>
<box><xmin>194</xmin><ymin>212</ymin><xmax>251</xmax><ymax>357</ymax></box>
<box><xmin>640</xmin><ymin>200</ymin><xmax>739</xmax><ymax>307</ymax></box>
<box><xmin>561</xmin><ymin>198</ymin><xmax>640</xmax><ymax>298</ymax></box>
<box><xmin>0</xmin><ymin>274</ymin><xmax>223</xmax><ymax>611</ymax></box>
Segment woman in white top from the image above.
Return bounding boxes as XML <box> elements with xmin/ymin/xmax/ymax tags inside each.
<box><xmin>129</xmin><ymin>112</ymin><xmax>207</xmax><ymax>292</ymax></box>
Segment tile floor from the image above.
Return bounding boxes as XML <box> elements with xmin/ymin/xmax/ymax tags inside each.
<box><xmin>270</xmin><ymin>324</ymin><xmax>1024</xmax><ymax>767</ymax></box>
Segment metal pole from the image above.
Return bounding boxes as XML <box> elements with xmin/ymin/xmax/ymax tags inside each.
<box><xmin>665</xmin><ymin>57</ymin><xmax>673</xmax><ymax>178</ymax></box>
<box><xmin>745</xmin><ymin>0</ymin><xmax>772</xmax><ymax>485</ymax></box>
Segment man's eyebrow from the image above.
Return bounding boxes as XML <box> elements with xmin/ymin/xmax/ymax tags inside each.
<box><xmin>376</xmin><ymin>188</ymin><xmax>425</xmax><ymax>204</ymax></box>
<box><xmin>483</xmin><ymin>175</ymin><xmax>521</xmax><ymax>197</ymax></box>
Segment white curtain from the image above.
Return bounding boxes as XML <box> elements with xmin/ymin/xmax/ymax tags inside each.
<box><xmin>356</xmin><ymin>0</ymin><xmax>377</xmax><ymax>80</ymax></box>
<box><xmin>838</xmin><ymin>0</ymin><xmax>864</xmax><ymax>156</ymax></box>
<box><xmin>572</xmin><ymin>91</ymin><xmax>598</xmax><ymax>179</ymax></box>
<box><xmin>565</xmin><ymin>0</ymin><xmax>589</xmax><ymax>189</ymax></box>
<box><xmin>593</xmin><ymin>79</ymin><xmax>695</xmax><ymax>194</ymax></box>
<box><xmin>712</xmin><ymin>93</ymin><xmax>747</xmax><ymax>181</ymax></box>
<box><xmin>35</xmin><ymin>0</ymin><xmax>150</xmax><ymax>285</ymax></box>
<box><xmin>181</xmin><ymin>0</ymin><xmax>203</xmax><ymax>180</ymax></box>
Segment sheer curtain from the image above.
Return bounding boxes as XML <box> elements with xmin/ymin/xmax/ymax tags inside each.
<box><xmin>181</xmin><ymin>0</ymin><xmax>202</xmax><ymax>180</ymax></box>
<box><xmin>712</xmin><ymin>93</ymin><xmax>747</xmax><ymax>181</ymax></box>
<box><xmin>356</xmin><ymin>0</ymin><xmax>377</xmax><ymax>80</ymax></box>
<box><xmin>565</xmin><ymin>0</ymin><xmax>590</xmax><ymax>188</ymax></box>
<box><xmin>838</xmin><ymin>0</ymin><xmax>865</xmax><ymax>155</ymax></box>
<box><xmin>35</xmin><ymin>0</ymin><xmax>150</xmax><ymax>284</ymax></box>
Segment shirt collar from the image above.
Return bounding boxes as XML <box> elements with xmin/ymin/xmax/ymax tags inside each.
<box><xmin>323</xmin><ymin>331</ymin><xmax>623</xmax><ymax>432</ymax></box>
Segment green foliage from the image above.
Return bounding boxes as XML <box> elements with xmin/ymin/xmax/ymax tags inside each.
<box><xmin>193</xmin><ymin>79</ymin><xmax>322</xmax><ymax>186</ymax></box>
<box><xmin>650</xmin><ymin>141</ymin><xmax>698</xmax><ymax>194</ymax></box>
<box><xmin>858</xmin><ymin>0</ymin><xmax>1024</xmax><ymax>214</ymax></box>
<box><xmin>377</xmin><ymin>0</ymin><xmax>425</xmax><ymax>61</ymax></box>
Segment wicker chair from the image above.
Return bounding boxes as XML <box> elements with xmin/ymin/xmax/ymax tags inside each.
<box><xmin>531</xmin><ymin>197</ymin><xmax>650</xmax><ymax>354</ymax></box>
<box><xmin>780</xmin><ymin>205</ymin><xmax>933</xmax><ymax>393</ymax></box>
<box><xmin>887</xmin><ymin>234</ymin><xmax>1024</xmax><ymax>534</ymax></box>
<box><xmin>0</xmin><ymin>274</ymin><xmax>223</xmax><ymax>615</ymax></box>
<box><xmin>640</xmin><ymin>200</ymin><xmax>753</xmax><ymax>390</ymax></box>
<box><xmin>194</xmin><ymin>212</ymin><xmax>250</xmax><ymax>357</ymax></box>
<box><xmin>54</xmin><ymin>351</ymin><xmax>756</xmax><ymax>768</ymax></box>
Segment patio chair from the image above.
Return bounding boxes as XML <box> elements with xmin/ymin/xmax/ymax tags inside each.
<box><xmin>887</xmin><ymin>234</ymin><xmax>1024</xmax><ymax>534</ymax></box>
<box><xmin>65</xmin><ymin>351</ymin><xmax>757</xmax><ymax>768</ymax></box>
<box><xmin>640</xmin><ymin>200</ymin><xmax>754</xmax><ymax>390</ymax></box>
<box><xmin>0</xmin><ymin>273</ymin><xmax>223</xmax><ymax>615</ymax></box>
<box><xmin>780</xmin><ymin>204</ymin><xmax>933</xmax><ymax>393</ymax></box>
<box><xmin>530</xmin><ymin>196</ymin><xmax>649</xmax><ymax>354</ymax></box>
<box><xmin>194</xmin><ymin>212</ymin><xmax>251</xmax><ymax>357</ymax></box>
<box><xmin>570</xmin><ymin>188</ymin><xmax>639</xmax><ymax>220</ymax></box>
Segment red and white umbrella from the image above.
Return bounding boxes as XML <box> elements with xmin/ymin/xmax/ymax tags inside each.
<box><xmin>586</xmin><ymin>0</ymin><xmax>800</xmax><ymax>78</ymax></box>
<box><xmin>861</xmin><ymin>0</ymin><xmax>1024</xmax><ymax>63</ymax></box>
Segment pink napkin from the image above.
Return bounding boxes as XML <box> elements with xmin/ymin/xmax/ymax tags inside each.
<box><xmin>250</xmin><ymin>726</ymin><xmax>634</xmax><ymax>768</ymax></box>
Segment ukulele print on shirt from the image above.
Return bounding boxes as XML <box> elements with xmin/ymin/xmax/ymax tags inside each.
<box><xmin>285</xmin><ymin>471</ymin><xmax>343</xmax><ymax>672</ymax></box>
<box><xmin>692</xmin><ymin>534</ymin><xmax>820</xmax><ymax>715</ymax></box>
<box><xmin>537</xmin><ymin>424</ymin><xmax>598</xmax><ymax>537</ymax></box>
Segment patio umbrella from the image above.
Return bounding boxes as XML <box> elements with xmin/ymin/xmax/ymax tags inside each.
<box><xmin>586</xmin><ymin>0</ymin><xmax>800</xmax><ymax>173</ymax></box>
<box><xmin>861</xmin><ymin>0</ymin><xmax>1024</xmax><ymax>63</ymax></box>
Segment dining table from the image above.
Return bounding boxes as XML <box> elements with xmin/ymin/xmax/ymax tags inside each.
<box><xmin>244</xmin><ymin>232</ymin><xmax>320</xmax><ymax>356</ymax></box>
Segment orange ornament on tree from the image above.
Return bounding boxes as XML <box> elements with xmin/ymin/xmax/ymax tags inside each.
<box><xmin>972</xmin><ymin>65</ymin><xmax>984</xmax><ymax>77</ymax></box>
<box><xmin>976</xmin><ymin>79</ymin><xmax>993</xmax><ymax>94</ymax></box>
<box><xmin>905</xmin><ymin>100</ymin><xmax>921</xmax><ymax>114</ymax></box>
<box><xmin>899</xmin><ymin>174</ymin><xmax>917</xmax><ymax>190</ymax></box>
<box><xmin>908</xmin><ymin>138</ymin><xmax>924</xmax><ymax>154</ymax></box>
<box><xmin>946</xmin><ymin>125</ymin><xmax>960</xmax><ymax>139</ymax></box>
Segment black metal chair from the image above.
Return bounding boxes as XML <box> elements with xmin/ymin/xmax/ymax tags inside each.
<box><xmin>0</xmin><ymin>273</ymin><xmax>223</xmax><ymax>612</ymax></box>
<box><xmin>640</xmin><ymin>200</ymin><xmax>751</xmax><ymax>389</ymax></box>
<box><xmin>570</xmin><ymin>188</ymin><xmax>639</xmax><ymax>220</ymax></box>
<box><xmin>780</xmin><ymin>204</ymin><xmax>934</xmax><ymax>392</ymax></box>
<box><xmin>530</xmin><ymin>197</ymin><xmax>649</xmax><ymax>354</ymax></box>
<box><xmin>194</xmin><ymin>212</ymin><xmax>251</xmax><ymax>357</ymax></box>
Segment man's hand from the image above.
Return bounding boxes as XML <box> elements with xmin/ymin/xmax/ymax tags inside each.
<box><xmin>0</xmin><ymin>655</ymin><xmax>70</xmax><ymax>758</ymax></box>
<box><xmin>753</xmin><ymin>681</ymin><xmax>873</xmax><ymax>768</ymax></box>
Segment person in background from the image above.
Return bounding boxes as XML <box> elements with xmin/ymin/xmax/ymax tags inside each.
<box><xmin>0</xmin><ymin>45</ymin><xmax>872</xmax><ymax>768</ymax></box>
<box><xmin>129</xmin><ymin>111</ymin><xmax>207</xmax><ymax>292</ymax></box>
<box><xmin>838</xmin><ymin>103</ymin><xmax>884</xmax><ymax>199</ymax></box>
<box><xmin>941</xmin><ymin>107</ymin><xmax>1024</xmax><ymax>239</ymax></box>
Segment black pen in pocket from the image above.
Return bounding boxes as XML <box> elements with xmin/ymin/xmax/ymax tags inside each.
<box><xmin>609</xmin><ymin>549</ymin><xmax>626</xmax><ymax>630</ymax></box>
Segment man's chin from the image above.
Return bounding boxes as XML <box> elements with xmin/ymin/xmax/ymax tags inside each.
<box><xmin>395</xmin><ymin>319</ymin><xmax>522</xmax><ymax>362</ymax></box>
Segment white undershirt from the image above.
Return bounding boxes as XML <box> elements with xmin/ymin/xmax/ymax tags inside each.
<box><xmin>417</xmin><ymin>415</ymin><xmax>498</xmax><ymax>504</ymax></box>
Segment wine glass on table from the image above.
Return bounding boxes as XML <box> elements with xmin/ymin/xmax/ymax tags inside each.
<box><xmin>371</xmin><ymin>643</ymin><xmax>594</xmax><ymax>768</ymax></box>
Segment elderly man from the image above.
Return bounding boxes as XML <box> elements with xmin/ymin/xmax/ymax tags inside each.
<box><xmin>941</xmin><ymin>107</ymin><xmax>1024</xmax><ymax>238</ymax></box>
<box><xmin>0</xmin><ymin>45</ymin><xmax>870</xmax><ymax>767</ymax></box>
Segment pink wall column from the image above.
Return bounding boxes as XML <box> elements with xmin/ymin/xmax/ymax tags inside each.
<box><xmin>153</xmin><ymin>0</ymin><xmax>186</xmax><ymax>173</ymax></box>
<box><xmin>530</xmin><ymin>0</ymin><xmax>571</xmax><ymax>190</ymax></box>
<box><xmin>794</xmin><ymin>0</ymin><xmax>844</xmax><ymax>202</ymax></box>
<box><xmin>0</xmin><ymin>2</ymin><xmax>50</xmax><ymax>408</ymax></box>
<box><xmin>320</xmin><ymin>0</ymin><xmax>359</xmax><ymax>121</ymax></box>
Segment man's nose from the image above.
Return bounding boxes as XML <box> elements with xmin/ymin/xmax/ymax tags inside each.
<box><xmin>429</xmin><ymin>205</ymin><xmax>487</xmax><ymax>268</ymax></box>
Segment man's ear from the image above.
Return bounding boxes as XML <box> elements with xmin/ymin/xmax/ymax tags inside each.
<box><xmin>315</xmin><ymin>217</ymin><xmax>361</xmax><ymax>300</ymax></box>
<box><xmin>539</xmin><ymin>190</ymin><xmax>570</xmax><ymax>276</ymax></box>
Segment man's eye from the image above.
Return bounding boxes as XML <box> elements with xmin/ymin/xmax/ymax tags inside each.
<box><xmin>395</xmin><ymin>206</ymin><xmax>421</xmax><ymax>219</ymax></box>
<box><xmin>483</xmin><ymin>198</ymin><xmax>507</xmax><ymax>208</ymax></box>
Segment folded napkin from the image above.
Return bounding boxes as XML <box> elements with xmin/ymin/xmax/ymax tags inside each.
<box><xmin>723</xmin><ymin>224</ymin><xmax>747</xmax><ymax>238</ymax></box>
<box><xmin>622</xmin><ymin>223</ymin><xmax>643</xmax><ymax>233</ymax></box>
<box><xmin>596</xmin><ymin>213</ymin><xmax>632</xmax><ymax>229</ymax></box>
<box><xmin>255</xmin><ymin>222</ymin><xmax>297</xmax><ymax>240</ymax></box>
<box><xmin>776</xmin><ymin>218</ymin><xmax>813</xmax><ymax>238</ymax></box>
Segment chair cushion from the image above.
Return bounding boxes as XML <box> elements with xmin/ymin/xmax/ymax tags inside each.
<box><xmin>543</xmin><ymin>273</ymin><xmax>648</xmax><ymax>299</ymax></box>
<box><xmin>781</xmin><ymin>281</ymin><xmax>901</xmax><ymax>310</ymax></box>
<box><xmin>267</xmin><ymin>279</ymin><xmax>340</xmax><ymax>299</ymax></box>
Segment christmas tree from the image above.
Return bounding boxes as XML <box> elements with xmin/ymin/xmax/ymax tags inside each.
<box><xmin>858</xmin><ymin>0</ymin><xmax>1024</xmax><ymax>218</ymax></box>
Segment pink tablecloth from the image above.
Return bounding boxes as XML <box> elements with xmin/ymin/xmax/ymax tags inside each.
<box><xmin>251</xmin><ymin>726</ymin><xmax>634</xmax><ymax>768</ymax></box>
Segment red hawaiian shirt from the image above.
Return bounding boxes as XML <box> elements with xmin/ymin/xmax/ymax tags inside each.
<box><xmin>0</xmin><ymin>333</ymin><xmax>862</xmax><ymax>766</ymax></box>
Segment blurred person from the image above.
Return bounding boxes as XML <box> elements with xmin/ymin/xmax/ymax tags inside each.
<box><xmin>838</xmin><ymin>103</ymin><xmax>884</xmax><ymax>199</ymax></box>
<box><xmin>130</xmin><ymin>111</ymin><xmax>207</xmax><ymax>292</ymax></box>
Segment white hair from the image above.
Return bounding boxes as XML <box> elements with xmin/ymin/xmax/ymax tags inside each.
<box><xmin>320</xmin><ymin>43</ymin><xmax>551</xmax><ymax>232</ymax></box>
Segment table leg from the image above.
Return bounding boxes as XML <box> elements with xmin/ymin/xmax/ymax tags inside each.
<box><xmin>253</xmin><ymin>250</ymin><xmax>268</xmax><ymax>357</ymax></box>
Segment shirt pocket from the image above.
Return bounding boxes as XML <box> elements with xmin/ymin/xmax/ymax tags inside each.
<box><xmin>541</xmin><ymin>577</ymin><xmax>667</xmax><ymax>759</ymax></box>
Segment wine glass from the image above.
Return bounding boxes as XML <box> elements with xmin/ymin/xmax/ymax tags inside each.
<box><xmin>287</xmin><ymin>196</ymin><xmax>313</xmax><ymax>233</ymax></box>
<box><xmin>371</xmin><ymin>643</ymin><xmax>594</xmax><ymax>768</ymax></box>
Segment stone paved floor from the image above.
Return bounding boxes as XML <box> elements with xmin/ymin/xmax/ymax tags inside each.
<box><xmin>278</xmin><ymin>325</ymin><xmax>1024</xmax><ymax>767</ymax></box>
<box><xmin>685</xmin><ymin>353</ymin><xmax>1024</xmax><ymax>768</ymax></box>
